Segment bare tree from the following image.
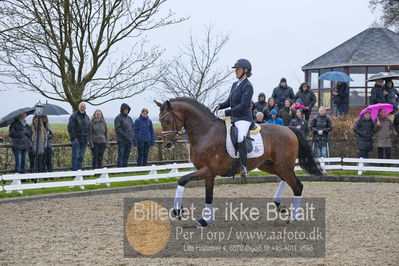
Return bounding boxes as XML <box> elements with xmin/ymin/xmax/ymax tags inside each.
<box><xmin>156</xmin><ymin>25</ymin><xmax>232</xmax><ymax>108</ymax></box>
<box><xmin>0</xmin><ymin>0</ymin><xmax>184</xmax><ymax>111</ymax></box>
<box><xmin>370</xmin><ymin>0</ymin><xmax>399</xmax><ymax>31</ymax></box>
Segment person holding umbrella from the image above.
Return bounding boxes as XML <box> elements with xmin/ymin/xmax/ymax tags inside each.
<box><xmin>8</xmin><ymin>113</ymin><xmax>32</xmax><ymax>173</ymax></box>
<box><xmin>29</xmin><ymin>115</ymin><xmax>48</xmax><ymax>173</ymax></box>
<box><xmin>354</xmin><ymin>110</ymin><xmax>374</xmax><ymax>159</ymax></box>
<box><xmin>383</xmin><ymin>79</ymin><xmax>398</xmax><ymax>111</ymax></box>
<box><xmin>374</xmin><ymin>108</ymin><xmax>393</xmax><ymax>160</ymax></box>
<box><xmin>332</xmin><ymin>82</ymin><xmax>349</xmax><ymax>115</ymax></box>
<box><xmin>370</xmin><ymin>79</ymin><xmax>385</xmax><ymax>105</ymax></box>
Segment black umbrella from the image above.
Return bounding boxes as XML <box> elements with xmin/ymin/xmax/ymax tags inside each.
<box><xmin>0</xmin><ymin>107</ymin><xmax>35</xmax><ymax>128</ymax></box>
<box><xmin>41</xmin><ymin>103</ymin><xmax>69</xmax><ymax>116</ymax></box>
<box><xmin>367</xmin><ymin>71</ymin><xmax>399</xmax><ymax>82</ymax></box>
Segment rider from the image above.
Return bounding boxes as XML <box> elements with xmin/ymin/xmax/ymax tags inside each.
<box><xmin>215</xmin><ymin>59</ymin><xmax>254</xmax><ymax>176</ymax></box>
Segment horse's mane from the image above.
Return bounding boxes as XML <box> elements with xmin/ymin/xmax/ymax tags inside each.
<box><xmin>163</xmin><ymin>97</ymin><xmax>216</xmax><ymax>118</ymax></box>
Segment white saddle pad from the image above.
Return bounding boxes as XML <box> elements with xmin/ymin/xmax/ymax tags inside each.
<box><xmin>225</xmin><ymin>124</ymin><xmax>264</xmax><ymax>159</ymax></box>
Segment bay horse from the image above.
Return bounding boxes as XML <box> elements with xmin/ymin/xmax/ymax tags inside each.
<box><xmin>155</xmin><ymin>97</ymin><xmax>322</xmax><ymax>227</ymax></box>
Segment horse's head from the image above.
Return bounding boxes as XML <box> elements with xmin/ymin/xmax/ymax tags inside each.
<box><xmin>155</xmin><ymin>100</ymin><xmax>184</xmax><ymax>149</ymax></box>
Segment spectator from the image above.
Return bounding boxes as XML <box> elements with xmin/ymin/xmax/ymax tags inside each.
<box><xmin>370</xmin><ymin>79</ymin><xmax>385</xmax><ymax>105</ymax></box>
<box><xmin>279</xmin><ymin>99</ymin><xmax>294</xmax><ymax>126</ymax></box>
<box><xmin>374</xmin><ymin>108</ymin><xmax>393</xmax><ymax>159</ymax></box>
<box><xmin>250</xmin><ymin>101</ymin><xmax>257</xmax><ymax>120</ymax></box>
<box><xmin>255</xmin><ymin>112</ymin><xmax>266</xmax><ymax>124</ymax></box>
<box><xmin>393</xmin><ymin>110</ymin><xmax>399</xmax><ymax>135</ymax></box>
<box><xmin>9</xmin><ymin>113</ymin><xmax>32</xmax><ymax>173</ymax></box>
<box><xmin>182</xmin><ymin>132</ymin><xmax>192</xmax><ymax>163</ymax></box>
<box><xmin>90</xmin><ymin>109</ymin><xmax>109</xmax><ymax>169</ymax></box>
<box><xmin>289</xmin><ymin>109</ymin><xmax>309</xmax><ymax>137</ymax></box>
<box><xmin>272</xmin><ymin>78</ymin><xmax>294</xmax><ymax>108</ymax></box>
<box><xmin>332</xmin><ymin>82</ymin><xmax>349</xmax><ymax>115</ymax></box>
<box><xmin>354</xmin><ymin>110</ymin><xmax>374</xmax><ymax>159</ymax></box>
<box><xmin>294</xmin><ymin>82</ymin><xmax>316</xmax><ymax>121</ymax></box>
<box><xmin>68</xmin><ymin>102</ymin><xmax>91</xmax><ymax>171</ymax></box>
<box><xmin>114</xmin><ymin>103</ymin><xmax>134</xmax><ymax>167</ymax></box>
<box><xmin>383</xmin><ymin>79</ymin><xmax>398</xmax><ymax>110</ymax></box>
<box><xmin>41</xmin><ymin>115</ymin><xmax>53</xmax><ymax>172</ymax></box>
<box><xmin>255</xmin><ymin>92</ymin><xmax>267</xmax><ymax>112</ymax></box>
<box><xmin>267</xmin><ymin>109</ymin><xmax>284</xmax><ymax>125</ymax></box>
<box><xmin>262</xmin><ymin>97</ymin><xmax>277</xmax><ymax>121</ymax></box>
<box><xmin>133</xmin><ymin>108</ymin><xmax>155</xmax><ymax>166</ymax></box>
<box><xmin>29</xmin><ymin>115</ymin><xmax>47</xmax><ymax>173</ymax></box>
<box><xmin>310</xmin><ymin>106</ymin><xmax>332</xmax><ymax>158</ymax></box>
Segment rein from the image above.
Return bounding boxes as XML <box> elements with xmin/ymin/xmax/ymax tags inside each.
<box><xmin>160</xmin><ymin>110</ymin><xmax>209</xmax><ymax>143</ymax></box>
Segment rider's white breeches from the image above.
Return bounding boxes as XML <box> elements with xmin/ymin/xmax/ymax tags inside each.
<box><xmin>235</xmin><ymin>120</ymin><xmax>251</xmax><ymax>143</ymax></box>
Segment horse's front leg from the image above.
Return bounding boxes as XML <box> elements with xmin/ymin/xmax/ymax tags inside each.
<box><xmin>195</xmin><ymin>177</ymin><xmax>215</xmax><ymax>227</ymax></box>
<box><xmin>173</xmin><ymin>167</ymin><xmax>210</xmax><ymax>218</ymax></box>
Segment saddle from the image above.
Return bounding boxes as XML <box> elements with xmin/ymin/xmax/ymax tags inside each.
<box><xmin>222</xmin><ymin>117</ymin><xmax>261</xmax><ymax>155</ymax></box>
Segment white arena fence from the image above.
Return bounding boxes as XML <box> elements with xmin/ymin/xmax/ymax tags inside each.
<box><xmin>0</xmin><ymin>157</ymin><xmax>396</xmax><ymax>194</ymax></box>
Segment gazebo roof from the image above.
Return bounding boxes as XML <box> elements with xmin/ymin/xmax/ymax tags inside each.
<box><xmin>302</xmin><ymin>26</ymin><xmax>399</xmax><ymax>70</ymax></box>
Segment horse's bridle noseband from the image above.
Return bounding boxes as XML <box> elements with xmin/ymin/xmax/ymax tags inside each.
<box><xmin>159</xmin><ymin>111</ymin><xmax>185</xmax><ymax>144</ymax></box>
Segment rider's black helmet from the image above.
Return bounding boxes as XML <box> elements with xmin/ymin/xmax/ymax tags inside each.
<box><xmin>232</xmin><ymin>59</ymin><xmax>252</xmax><ymax>77</ymax></box>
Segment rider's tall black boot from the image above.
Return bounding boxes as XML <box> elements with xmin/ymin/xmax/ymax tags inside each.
<box><xmin>238</xmin><ymin>141</ymin><xmax>248</xmax><ymax>176</ymax></box>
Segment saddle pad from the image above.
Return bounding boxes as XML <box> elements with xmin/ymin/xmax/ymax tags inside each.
<box><xmin>223</xmin><ymin>119</ymin><xmax>264</xmax><ymax>159</ymax></box>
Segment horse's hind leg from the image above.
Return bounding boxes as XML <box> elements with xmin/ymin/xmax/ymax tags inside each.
<box><xmin>258</xmin><ymin>163</ymin><xmax>289</xmax><ymax>212</ymax></box>
<box><xmin>278</xmin><ymin>169</ymin><xmax>303</xmax><ymax>220</ymax></box>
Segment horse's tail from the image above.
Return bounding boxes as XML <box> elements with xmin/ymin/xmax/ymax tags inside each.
<box><xmin>288</xmin><ymin>126</ymin><xmax>323</xmax><ymax>176</ymax></box>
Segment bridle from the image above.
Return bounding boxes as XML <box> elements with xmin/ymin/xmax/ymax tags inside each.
<box><xmin>159</xmin><ymin>111</ymin><xmax>185</xmax><ymax>144</ymax></box>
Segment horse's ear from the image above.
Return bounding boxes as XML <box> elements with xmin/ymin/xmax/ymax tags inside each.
<box><xmin>154</xmin><ymin>100</ymin><xmax>162</xmax><ymax>107</ymax></box>
<box><xmin>165</xmin><ymin>100</ymin><xmax>172</xmax><ymax>110</ymax></box>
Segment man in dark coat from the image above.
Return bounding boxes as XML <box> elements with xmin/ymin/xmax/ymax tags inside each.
<box><xmin>9</xmin><ymin>113</ymin><xmax>32</xmax><ymax>173</ymax></box>
<box><xmin>114</xmin><ymin>103</ymin><xmax>134</xmax><ymax>167</ymax></box>
<box><xmin>68</xmin><ymin>102</ymin><xmax>91</xmax><ymax>171</ymax></box>
<box><xmin>295</xmin><ymin>82</ymin><xmax>316</xmax><ymax>121</ymax></box>
<box><xmin>332</xmin><ymin>82</ymin><xmax>349</xmax><ymax>115</ymax></box>
<box><xmin>370</xmin><ymin>79</ymin><xmax>385</xmax><ymax>105</ymax></box>
<box><xmin>354</xmin><ymin>110</ymin><xmax>374</xmax><ymax>158</ymax></box>
<box><xmin>254</xmin><ymin>92</ymin><xmax>267</xmax><ymax>112</ymax></box>
<box><xmin>272</xmin><ymin>78</ymin><xmax>294</xmax><ymax>108</ymax></box>
<box><xmin>134</xmin><ymin>108</ymin><xmax>155</xmax><ymax>166</ymax></box>
<box><xmin>310</xmin><ymin>106</ymin><xmax>333</xmax><ymax>158</ymax></box>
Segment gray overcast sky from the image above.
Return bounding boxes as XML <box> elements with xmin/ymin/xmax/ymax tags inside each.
<box><xmin>0</xmin><ymin>0</ymin><xmax>382</xmax><ymax>122</ymax></box>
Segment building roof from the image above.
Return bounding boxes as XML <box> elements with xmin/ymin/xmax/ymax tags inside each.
<box><xmin>302</xmin><ymin>26</ymin><xmax>399</xmax><ymax>70</ymax></box>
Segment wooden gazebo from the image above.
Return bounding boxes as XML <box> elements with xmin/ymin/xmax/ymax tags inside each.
<box><xmin>302</xmin><ymin>25</ymin><xmax>399</xmax><ymax>115</ymax></box>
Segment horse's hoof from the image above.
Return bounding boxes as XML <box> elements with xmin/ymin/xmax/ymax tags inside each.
<box><xmin>240</xmin><ymin>174</ymin><xmax>247</xmax><ymax>184</ymax></box>
<box><xmin>277</xmin><ymin>205</ymin><xmax>288</xmax><ymax>214</ymax></box>
<box><xmin>195</xmin><ymin>218</ymin><xmax>209</xmax><ymax>227</ymax></box>
<box><xmin>172</xmin><ymin>207</ymin><xmax>184</xmax><ymax>220</ymax></box>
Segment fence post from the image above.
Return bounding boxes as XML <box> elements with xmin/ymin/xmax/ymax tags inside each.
<box><xmin>170</xmin><ymin>163</ymin><xmax>178</xmax><ymax>176</ymax></box>
<box><xmin>6</xmin><ymin>174</ymin><xmax>23</xmax><ymax>194</ymax></box>
<box><xmin>319</xmin><ymin>158</ymin><xmax>326</xmax><ymax>174</ymax></box>
<box><xmin>358</xmin><ymin>158</ymin><xmax>364</xmax><ymax>176</ymax></box>
<box><xmin>149</xmin><ymin>164</ymin><xmax>158</xmax><ymax>181</ymax></box>
<box><xmin>69</xmin><ymin>170</ymin><xmax>84</xmax><ymax>190</ymax></box>
<box><xmin>96</xmin><ymin>168</ymin><xmax>110</xmax><ymax>187</ymax></box>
